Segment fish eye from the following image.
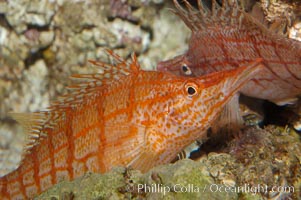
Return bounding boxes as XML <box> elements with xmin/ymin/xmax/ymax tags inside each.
<box><xmin>187</xmin><ymin>87</ymin><xmax>196</xmax><ymax>95</ymax></box>
<box><xmin>181</xmin><ymin>64</ymin><xmax>192</xmax><ymax>75</ymax></box>
<box><xmin>185</xmin><ymin>83</ymin><xmax>198</xmax><ymax>97</ymax></box>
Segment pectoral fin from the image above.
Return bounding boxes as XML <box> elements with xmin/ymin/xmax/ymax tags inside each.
<box><xmin>211</xmin><ymin>94</ymin><xmax>244</xmax><ymax>137</ymax></box>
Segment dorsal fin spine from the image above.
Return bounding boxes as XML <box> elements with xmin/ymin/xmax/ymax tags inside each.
<box><xmin>9</xmin><ymin>112</ymin><xmax>48</xmax><ymax>159</ymax></box>
<box><xmin>173</xmin><ymin>0</ymin><xmax>244</xmax><ymax>31</ymax></box>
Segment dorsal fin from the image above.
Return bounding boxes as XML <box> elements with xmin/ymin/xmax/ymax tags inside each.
<box><xmin>172</xmin><ymin>0</ymin><xmax>270</xmax><ymax>31</ymax></box>
<box><xmin>9</xmin><ymin>112</ymin><xmax>48</xmax><ymax>156</ymax></box>
<box><xmin>49</xmin><ymin>49</ymin><xmax>141</xmax><ymax>110</ymax></box>
<box><xmin>172</xmin><ymin>0</ymin><xmax>247</xmax><ymax>31</ymax></box>
<box><xmin>172</xmin><ymin>0</ymin><xmax>301</xmax><ymax>51</ymax></box>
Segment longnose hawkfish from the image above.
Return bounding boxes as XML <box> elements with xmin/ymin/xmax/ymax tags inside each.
<box><xmin>157</xmin><ymin>0</ymin><xmax>301</xmax><ymax>132</ymax></box>
<box><xmin>158</xmin><ymin>0</ymin><xmax>301</xmax><ymax>104</ymax></box>
<box><xmin>0</xmin><ymin>49</ymin><xmax>262</xmax><ymax>199</ymax></box>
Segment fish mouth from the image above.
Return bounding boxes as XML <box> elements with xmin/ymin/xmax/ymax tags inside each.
<box><xmin>194</xmin><ymin>59</ymin><xmax>264</xmax><ymax>118</ymax></box>
<box><xmin>201</xmin><ymin>59</ymin><xmax>264</xmax><ymax>94</ymax></box>
<box><xmin>224</xmin><ymin>59</ymin><xmax>264</xmax><ymax>97</ymax></box>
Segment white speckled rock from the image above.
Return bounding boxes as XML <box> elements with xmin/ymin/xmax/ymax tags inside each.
<box><xmin>289</xmin><ymin>22</ymin><xmax>301</xmax><ymax>41</ymax></box>
<box><xmin>4</xmin><ymin>0</ymin><xmax>56</xmax><ymax>33</ymax></box>
<box><xmin>0</xmin><ymin>120</ymin><xmax>25</xmax><ymax>177</ymax></box>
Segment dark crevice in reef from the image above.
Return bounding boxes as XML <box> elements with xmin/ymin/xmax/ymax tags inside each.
<box><xmin>27</xmin><ymin>24</ymin><xmax>50</xmax><ymax>32</ymax></box>
<box><xmin>23</xmin><ymin>25</ymin><xmax>53</xmax><ymax>69</ymax></box>
<box><xmin>24</xmin><ymin>46</ymin><xmax>49</xmax><ymax>69</ymax></box>
<box><xmin>0</xmin><ymin>14</ymin><xmax>13</xmax><ymax>31</ymax></box>
<box><xmin>239</xmin><ymin>95</ymin><xmax>299</xmax><ymax>130</ymax></box>
<box><xmin>141</xmin><ymin>25</ymin><xmax>154</xmax><ymax>41</ymax></box>
<box><xmin>263</xmin><ymin>100</ymin><xmax>300</xmax><ymax>127</ymax></box>
<box><xmin>73</xmin><ymin>24</ymin><xmax>96</xmax><ymax>34</ymax></box>
<box><xmin>107</xmin><ymin>16</ymin><xmax>140</xmax><ymax>25</ymax></box>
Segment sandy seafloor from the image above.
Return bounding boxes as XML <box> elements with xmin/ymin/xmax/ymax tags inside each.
<box><xmin>0</xmin><ymin>0</ymin><xmax>300</xmax><ymax>199</ymax></box>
